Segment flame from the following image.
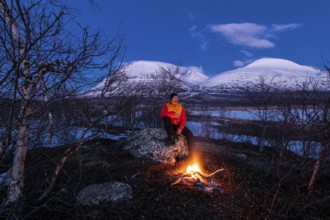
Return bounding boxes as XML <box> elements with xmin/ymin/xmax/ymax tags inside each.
<box><xmin>186</xmin><ymin>163</ymin><xmax>201</xmax><ymax>174</ymax></box>
<box><xmin>184</xmin><ymin>162</ymin><xmax>208</xmax><ymax>182</ymax></box>
<box><xmin>169</xmin><ymin>149</ymin><xmax>205</xmax><ymax>176</ymax></box>
<box><xmin>170</xmin><ymin>149</ymin><xmax>225</xmax><ymax>189</ymax></box>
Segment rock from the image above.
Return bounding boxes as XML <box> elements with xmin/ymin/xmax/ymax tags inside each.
<box><xmin>76</xmin><ymin>181</ymin><xmax>133</xmax><ymax>206</ymax></box>
<box><xmin>121</xmin><ymin>128</ymin><xmax>189</xmax><ymax>165</ymax></box>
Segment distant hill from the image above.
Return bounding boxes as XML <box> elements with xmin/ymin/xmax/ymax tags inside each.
<box><xmin>122</xmin><ymin>60</ymin><xmax>209</xmax><ymax>85</ymax></box>
<box><xmin>201</xmin><ymin>58</ymin><xmax>326</xmax><ymax>90</ymax></box>
<box><xmin>86</xmin><ymin>58</ymin><xmax>328</xmax><ymax>97</ymax></box>
<box><xmin>85</xmin><ymin>60</ymin><xmax>209</xmax><ymax>97</ymax></box>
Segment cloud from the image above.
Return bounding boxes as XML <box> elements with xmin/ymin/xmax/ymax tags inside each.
<box><xmin>209</xmin><ymin>22</ymin><xmax>302</xmax><ymax>49</ymax></box>
<box><xmin>209</xmin><ymin>23</ymin><xmax>274</xmax><ymax>48</ymax></box>
<box><xmin>188</xmin><ymin>25</ymin><xmax>208</xmax><ymax>50</ymax></box>
<box><xmin>270</xmin><ymin>23</ymin><xmax>302</xmax><ymax>32</ymax></box>
<box><xmin>233</xmin><ymin>60</ymin><xmax>246</xmax><ymax>67</ymax></box>
<box><xmin>240</xmin><ymin>50</ymin><xmax>254</xmax><ymax>57</ymax></box>
<box><xmin>233</xmin><ymin>50</ymin><xmax>255</xmax><ymax>68</ymax></box>
<box><xmin>188</xmin><ymin>25</ymin><xmax>198</xmax><ymax>33</ymax></box>
<box><xmin>233</xmin><ymin>59</ymin><xmax>254</xmax><ymax>68</ymax></box>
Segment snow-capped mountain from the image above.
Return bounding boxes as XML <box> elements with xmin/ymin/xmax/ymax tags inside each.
<box><xmin>86</xmin><ymin>60</ymin><xmax>208</xmax><ymax>97</ymax></box>
<box><xmin>86</xmin><ymin>58</ymin><xmax>328</xmax><ymax>97</ymax></box>
<box><xmin>122</xmin><ymin>60</ymin><xmax>209</xmax><ymax>84</ymax></box>
<box><xmin>201</xmin><ymin>58</ymin><xmax>327</xmax><ymax>89</ymax></box>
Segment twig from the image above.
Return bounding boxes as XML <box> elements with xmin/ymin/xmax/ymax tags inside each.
<box><xmin>171</xmin><ymin>168</ymin><xmax>225</xmax><ymax>186</ymax></box>
<box><xmin>37</xmin><ymin>145</ymin><xmax>80</xmax><ymax>202</ymax></box>
<box><xmin>199</xmin><ymin>168</ymin><xmax>225</xmax><ymax>178</ymax></box>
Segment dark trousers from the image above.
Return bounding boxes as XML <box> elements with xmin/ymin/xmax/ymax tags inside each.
<box><xmin>163</xmin><ymin>117</ymin><xmax>194</xmax><ymax>151</ymax></box>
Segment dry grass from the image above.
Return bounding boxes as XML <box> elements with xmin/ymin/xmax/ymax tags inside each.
<box><xmin>0</xmin><ymin>138</ymin><xmax>329</xmax><ymax>219</ymax></box>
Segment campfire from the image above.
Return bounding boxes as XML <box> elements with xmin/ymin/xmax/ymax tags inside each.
<box><xmin>170</xmin><ymin>153</ymin><xmax>225</xmax><ymax>193</ymax></box>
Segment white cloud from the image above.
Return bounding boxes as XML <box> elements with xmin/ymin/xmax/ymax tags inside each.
<box><xmin>209</xmin><ymin>22</ymin><xmax>302</xmax><ymax>49</ymax></box>
<box><xmin>240</xmin><ymin>50</ymin><xmax>254</xmax><ymax>57</ymax></box>
<box><xmin>270</xmin><ymin>23</ymin><xmax>302</xmax><ymax>32</ymax></box>
<box><xmin>233</xmin><ymin>59</ymin><xmax>254</xmax><ymax>68</ymax></box>
<box><xmin>188</xmin><ymin>25</ymin><xmax>208</xmax><ymax>50</ymax></box>
<box><xmin>209</xmin><ymin>23</ymin><xmax>274</xmax><ymax>48</ymax></box>
<box><xmin>233</xmin><ymin>60</ymin><xmax>245</xmax><ymax>67</ymax></box>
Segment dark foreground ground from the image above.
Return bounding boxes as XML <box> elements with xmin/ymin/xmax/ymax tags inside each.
<box><xmin>0</xmin><ymin>138</ymin><xmax>329</xmax><ymax>219</ymax></box>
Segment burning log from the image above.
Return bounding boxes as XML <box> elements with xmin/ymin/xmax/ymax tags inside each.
<box><xmin>171</xmin><ymin>168</ymin><xmax>224</xmax><ymax>186</ymax></box>
<box><xmin>170</xmin><ymin>162</ymin><xmax>225</xmax><ymax>193</ymax></box>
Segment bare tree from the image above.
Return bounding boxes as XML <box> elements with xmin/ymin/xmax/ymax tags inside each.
<box><xmin>128</xmin><ymin>65</ymin><xmax>186</xmax><ymax>129</ymax></box>
<box><xmin>157</xmin><ymin>66</ymin><xmax>184</xmax><ymax>97</ymax></box>
<box><xmin>307</xmin><ymin>70</ymin><xmax>330</xmax><ymax>191</ymax></box>
<box><xmin>0</xmin><ymin>0</ymin><xmax>124</xmax><ymax>207</ymax></box>
<box><xmin>243</xmin><ymin>77</ymin><xmax>281</xmax><ymax>152</ymax></box>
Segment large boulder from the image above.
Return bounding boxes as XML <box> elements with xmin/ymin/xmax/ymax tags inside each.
<box><xmin>121</xmin><ymin>128</ymin><xmax>189</xmax><ymax>165</ymax></box>
<box><xmin>76</xmin><ymin>181</ymin><xmax>133</xmax><ymax>206</ymax></box>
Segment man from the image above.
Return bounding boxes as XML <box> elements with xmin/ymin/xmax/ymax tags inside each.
<box><xmin>160</xmin><ymin>92</ymin><xmax>194</xmax><ymax>151</ymax></box>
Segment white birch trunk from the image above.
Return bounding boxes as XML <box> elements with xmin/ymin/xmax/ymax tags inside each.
<box><xmin>6</xmin><ymin>114</ymin><xmax>29</xmax><ymax>204</ymax></box>
<box><xmin>5</xmin><ymin>58</ymin><xmax>33</xmax><ymax>205</ymax></box>
<box><xmin>1</xmin><ymin>1</ymin><xmax>33</xmax><ymax>205</ymax></box>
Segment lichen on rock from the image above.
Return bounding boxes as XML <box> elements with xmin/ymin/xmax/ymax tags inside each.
<box><xmin>76</xmin><ymin>181</ymin><xmax>133</xmax><ymax>206</ymax></box>
<box><xmin>120</xmin><ymin>128</ymin><xmax>189</xmax><ymax>165</ymax></box>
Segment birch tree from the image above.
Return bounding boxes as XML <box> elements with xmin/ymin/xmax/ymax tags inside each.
<box><xmin>0</xmin><ymin>0</ymin><xmax>124</xmax><ymax>207</ymax></box>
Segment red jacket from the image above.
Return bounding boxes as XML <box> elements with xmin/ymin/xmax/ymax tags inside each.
<box><xmin>160</xmin><ymin>102</ymin><xmax>186</xmax><ymax>130</ymax></box>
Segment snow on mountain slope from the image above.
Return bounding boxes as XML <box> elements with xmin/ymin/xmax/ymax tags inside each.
<box><xmin>86</xmin><ymin>58</ymin><xmax>328</xmax><ymax>97</ymax></box>
<box><xmin>123</xmin><ymin>60</ymin><xmax>209</xmax><ymax>84</ymax></box>
<box><xmin>86</xmin><ymin>60</ymin><xmax>209</xmax><ymax>97</ymax></box>
<box><xmin>202</xmin><ymin>58</ymin><xmax>326</xmax><ymax>89</ymax></box>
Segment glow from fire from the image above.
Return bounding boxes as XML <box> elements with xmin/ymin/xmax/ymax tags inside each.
<box><xmin>170</xmin><ymin>150</ymin><xmax>225</xmax><ymax>190</ymax></box>
<box><xmin>186</xmin><ymin>163</ymin><xmax>202</xmax><ymax>174</ymax></box>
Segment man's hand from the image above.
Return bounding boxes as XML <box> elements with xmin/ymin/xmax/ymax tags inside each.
<box><xmin>174</xmin><ymin>112</ymin><xmax>180</xmax><ymax>118</ymax></box>
<box><xmin>176</xmin><ymin>128</ymin><xmax>182</xmax><ymax>135</ymax></box>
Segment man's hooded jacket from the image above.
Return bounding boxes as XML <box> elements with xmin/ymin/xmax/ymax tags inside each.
<box><xmin>160</xmin><ymin>102</ymin><xmax>187</xmax><ymax>130</ymax></box>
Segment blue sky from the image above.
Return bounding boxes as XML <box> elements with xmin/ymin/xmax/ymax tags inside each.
<box><xmin>68</xmin><ymin>0</ymin><xmax>330</xmax><ymax>76</ymax></box>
